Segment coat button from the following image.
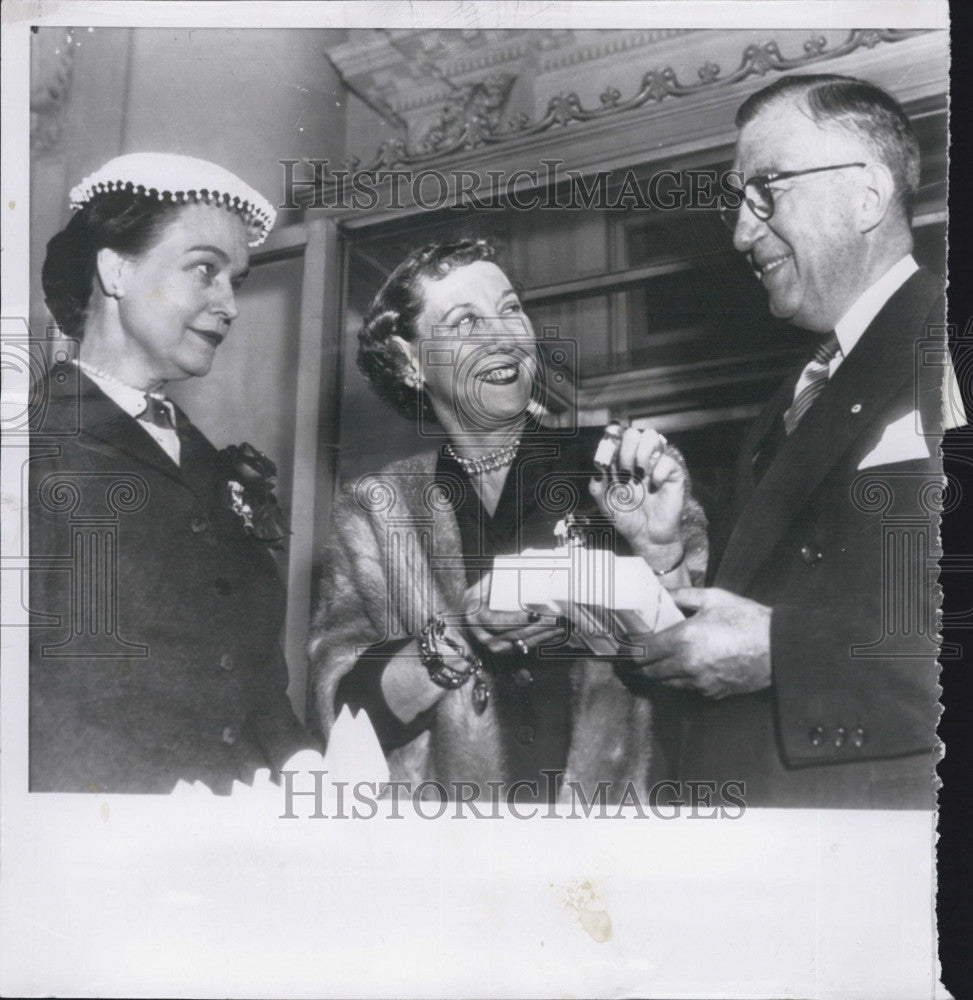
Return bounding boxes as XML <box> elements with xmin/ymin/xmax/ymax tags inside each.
<box><xmin>833</xmin><ymin>727</ymin><xmax>846</xmax><ymax>748</ymax></box>
<box><xmin>799</xmin><ymin>544</ymin><xmax>822</xmax><ymax>565</ymax></box>
<box><xmin>219</xmin><ymin>653</ymin><xmax>235</xmax><ymax>671</ymax></box>
<box><xmin>215</xmin><ymin>578</ymin><xmax>232</xmax><ymax>596</ymax></box>
<box><xmin>190</xmin><ymin>514</ymin><xmax>209</xmax><ymax>533</ymax></box>
<box><xmin>808</xmin><ymin>725</ymin><xmax>825</xmax><ymax>747</ymax></box>
<box><xmin>513</xmin><ymin>667</ymin><xmax>533</xmax><ymax>687</ymax></box>
<box><xmin>221</xmin><ymin>726</ymin><xmax>237</xmax><ymax>745</ymax></box>
<box><xmin>852</xmin><ymin>727</ymin><xmax>867</xmax><ymax>749</ymax></box>
<box><xmin>516</xmin><ymin>724</ymin><xmax>535</xmax><ymax>745</ymax></box>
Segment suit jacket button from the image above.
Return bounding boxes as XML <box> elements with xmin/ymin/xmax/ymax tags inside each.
<box><xmin>516</xmin><ymin>724</ymin><xmax>535</xmax><ymax>745</ymax></box>
<box><xmin>221</xmin><ymin>726</ymin><xmax>237</xmax><ymax>745</ymax></box>
<box><xmin>808</xmin><ymin>725</ymin><xmax>825</xmax><ymax>747</ymax></box>
<box><xmin>799</xmin><ymin>544</ymin><xmax>822</xmax><ymax>565</ymax></box>
<box><xmin>220</xmin><ymin>653</ymin><xmax>235</xmax><ymax>671</ymax></box>
<box><xmin>190</xmin><ymin>514</ymin><xmax>209</xmax><ymax>533</ymax></box>
<box><xmin>852</xmin><ymin>727</ymin><xmax>867</xmax><ymax>748</ymax></box>
<box><xmin>833</xmin><ymin>727</ymin><xmax>846</xmax><ymax>748</ymax></box>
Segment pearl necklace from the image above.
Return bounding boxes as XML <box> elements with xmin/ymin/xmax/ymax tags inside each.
<box><xmin>444</xmin><ymin>439</ymin><xmax>520</xmax><ymax>474</ymax></box>
<box><xmin>75</xmin><ymin>358</ymin><xmax>165</xmax><ymax>399</ymax></box>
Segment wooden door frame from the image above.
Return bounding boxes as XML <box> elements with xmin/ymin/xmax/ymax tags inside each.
<box><xmin>251</xmin><ymin>216</ymin><xmax>343</xmax><ymax>721</ymax></box>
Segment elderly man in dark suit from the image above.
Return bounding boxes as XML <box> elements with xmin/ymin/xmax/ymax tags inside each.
<box><xmin>616</xmin><ymin>75</ymin><xmax>948</xmax><ymax>808</ymax></box>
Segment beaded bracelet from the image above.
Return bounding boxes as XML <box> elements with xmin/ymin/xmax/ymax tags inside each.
<box><xmin>419</xmin><ymin>614</ymin><xmax>490</xmax><ymax>713</ymax></box>
<box><xmin>652</xmin><ymin>546</ymin><xmax>686</xmax><ymax>577</ymax></box>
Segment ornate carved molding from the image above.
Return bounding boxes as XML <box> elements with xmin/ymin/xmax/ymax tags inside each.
<box><xmin>415</xmin><ymin>73</ymin><xmax>517</xmax><ymax>156</ymax></box>
<box><xmin>344</xmin><ymin>29</ymin><xmax>929</xmax><ymax>173</ymax></box>
<box><xmin>330</xmin><ymin>28</ymin><xmax>695</xmax><ymax>116</ymax></box>
<box><xmin>537</xmin><ymin>29</ymin><xmax>694</xmax><ymax>73</ymax></box>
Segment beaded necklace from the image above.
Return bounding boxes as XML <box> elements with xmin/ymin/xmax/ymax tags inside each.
<box><xmin>444</xmin><ymin>438</ymin><xmax>520</xmax><ymax>474</ymax></box>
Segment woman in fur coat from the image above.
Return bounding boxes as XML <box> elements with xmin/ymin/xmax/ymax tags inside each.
<box><xmin>308</xmin><ymin>239</ymin><xmax>707</xmax><ymax>804</ymax></box>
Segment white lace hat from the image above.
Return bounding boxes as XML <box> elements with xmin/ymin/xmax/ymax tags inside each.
<box><xmin>68</xmin><ymin>152</ymin><xmax>277</xmax><ymax>246</ymax></box>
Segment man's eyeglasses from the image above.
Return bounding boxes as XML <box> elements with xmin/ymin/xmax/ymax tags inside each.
<box><xmin>720</xmin><ymin>162</ymin><xmax>867</xmax><ymax>232</ymax></box>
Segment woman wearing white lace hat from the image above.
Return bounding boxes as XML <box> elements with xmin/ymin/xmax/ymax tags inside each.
<box><xmin>29</xmin><ymin>153</ymin><xmax>314</xmax><ymax>793</ymax></box>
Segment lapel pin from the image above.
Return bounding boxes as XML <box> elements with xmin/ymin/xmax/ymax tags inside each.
<box><xmin>850</xmin><ymin>403</ymin><xmax>862</xmax><ymax>414</ymax></box>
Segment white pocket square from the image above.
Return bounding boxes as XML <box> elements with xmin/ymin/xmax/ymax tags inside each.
<box><xmin>857</xmin><ymin>411</ymin><xmax>933</xmax><ymax>469</ymax></box>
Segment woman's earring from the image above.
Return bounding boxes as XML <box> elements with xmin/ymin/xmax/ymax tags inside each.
<box><xmin>408</xmin><ymin>367</ymin><xmax>424</xmax><ymax>389</ymax></box>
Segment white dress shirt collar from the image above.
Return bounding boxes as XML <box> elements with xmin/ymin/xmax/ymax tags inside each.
<box><xmin>73</xmin><ymin>359</ymin><xmax>181</xmax><ymax>465</ymax></box>
<box><xmin>833</xmin><ymin>254</ymin><xmax>919</xmax><ymax>360</ymax></box>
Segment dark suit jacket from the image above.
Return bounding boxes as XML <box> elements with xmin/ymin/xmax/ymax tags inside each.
<box><xmin>28</xmin><ymin>365</ymin><xmax>310</xmax><ymax>793</ymax></box>
<box><xmin>680</xmin><ymin>268</ymin><xmax>944</xmax><ymax>808</ymax></box>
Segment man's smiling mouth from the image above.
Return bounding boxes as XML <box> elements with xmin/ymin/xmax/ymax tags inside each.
<box><xmin>752</xmin><ymin>253</ymin><xmax>792</xmax><ymax>280</ymax></box>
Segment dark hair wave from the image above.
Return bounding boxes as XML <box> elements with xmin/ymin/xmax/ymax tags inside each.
<box><xmin>42</xmin><ymin>191</ymin><xmax>186</xmax><ymax>339</ymax></box>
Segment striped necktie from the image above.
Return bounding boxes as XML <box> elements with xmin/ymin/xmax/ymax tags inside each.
<box><xmin>783</xmin><ymin>332</ymin><xmax>841</xmax><ymax>435</ymax></box>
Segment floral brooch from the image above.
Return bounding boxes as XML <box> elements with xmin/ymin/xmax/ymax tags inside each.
<box><xmin>218</xmin><ymin>443</ymin><xmax>289</xmax><ymax>549</ymax></box>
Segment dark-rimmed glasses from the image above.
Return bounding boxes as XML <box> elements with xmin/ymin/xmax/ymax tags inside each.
<box><xmin>720</xmin><ymin>162</ymin><xmax>867</xmax><ymax>232</ymax></box>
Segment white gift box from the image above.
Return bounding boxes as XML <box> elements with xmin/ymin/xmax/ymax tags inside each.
<box><xmin>489</xmin><ymin>547</ymin><xmax>683</xmax><ymax>655</ymax></box>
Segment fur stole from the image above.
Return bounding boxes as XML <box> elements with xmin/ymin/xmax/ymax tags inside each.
<box><xmin>309</xmin><ymin>447</ymin><xmax>706</xmax><ymax>801</ymax></box>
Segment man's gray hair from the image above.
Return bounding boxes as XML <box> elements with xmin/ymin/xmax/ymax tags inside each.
<box><xmin>736</xmin><ymin>73</ymin><xmax>921</xmax><ymax>221</ymax></box>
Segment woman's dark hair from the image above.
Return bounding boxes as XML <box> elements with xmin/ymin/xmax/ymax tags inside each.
<box><xmin>41</xmin><ymin>190</ymin><xmax>186</xmax><ymax>339</ymax></box>
<box><xmin>357</xmin><ymin>237</ymin><xmax>498</xmax><ymax>422</ymax></box>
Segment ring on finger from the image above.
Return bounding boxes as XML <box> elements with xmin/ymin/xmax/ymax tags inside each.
<box><xmin>514</xmin><ymin>638</ymin><xmax>530</xmax><ymax>656</ymax></box>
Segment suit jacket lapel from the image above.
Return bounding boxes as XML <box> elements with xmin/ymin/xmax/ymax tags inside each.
<box><xmin>717</xmin><ymin>268</ymin><xmax>943</xmax><ymax>593</ymax></box>
<box><xmin>171</xmin><ymin>403</ymin><xmax>223</xmax><ymax>502</ymax></box>
<box><xmin>47</xmin><ymin>366</ymin><xmax>220</xmax><ymax>504</ymax></box>
<box><xmin>53</xmin><ymin>368</ymin><xmax>186</xmax><ymax>482</ymax></box>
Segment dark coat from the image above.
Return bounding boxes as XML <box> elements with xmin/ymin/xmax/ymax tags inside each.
<box><xmin>28</xmin><ymin>365</ymin><xmax>309</xmax><ymax>793</ymax></box>
<box><xmin>680</xmin><ymin>268</ymin><xmax>945</xmax><ymax>808</ymax></box>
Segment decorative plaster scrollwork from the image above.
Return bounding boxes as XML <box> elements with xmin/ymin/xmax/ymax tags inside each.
<box><xmin>344</xmin><ymin>28</ymin><xmax>928</xmax><ymax>172</ymax></box>
<box><xmin>417</xmin><ymin>74</ymin><xmax>517</xmax><ymax>155</ymax></box>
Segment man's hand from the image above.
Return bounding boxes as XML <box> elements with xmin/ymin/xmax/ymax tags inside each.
<box><xmin>633</xmin><ymin>588</ymin><xmax>772</xmax><ymax>698</ymax></box>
